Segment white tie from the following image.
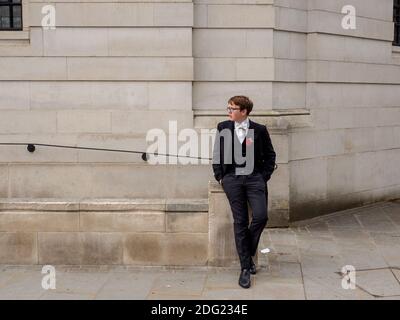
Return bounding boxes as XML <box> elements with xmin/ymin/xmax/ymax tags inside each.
<box><xmin>236</xmin><ymin>124</ymin><xmax>247</xmax><ymax>144</ymax></box>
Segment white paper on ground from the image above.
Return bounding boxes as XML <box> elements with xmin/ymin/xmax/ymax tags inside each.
<box><xmin>260</xmin><ymin>248</ymin><xmax>270</xmax><ymax>254</ymax></box>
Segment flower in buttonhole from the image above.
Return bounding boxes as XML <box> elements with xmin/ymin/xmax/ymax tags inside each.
<box><xmin>245</xmin><ymin>137</ymin><xmax>253</xmax><ymax>146</ymax></box>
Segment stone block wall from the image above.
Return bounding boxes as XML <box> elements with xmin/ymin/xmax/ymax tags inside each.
<box><xmin>283</xmin><ymin>0</ymin><xmax>400</xmax><ymax>220</ymax></box>
<box><xmin>0</xmin><ymin>199</ymin><xmax>209</xmax><ymax>265</ymax></box>
<box><xmin>1</xmin><ymin>0</ymin><xmax>399</xmax><ymax>224</ymax></box>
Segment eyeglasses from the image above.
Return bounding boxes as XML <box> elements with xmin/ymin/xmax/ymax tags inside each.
<box><xmin>226</xmin><ymin>106</ymin><xmax>241</xmax><ymax>113</ymax></box>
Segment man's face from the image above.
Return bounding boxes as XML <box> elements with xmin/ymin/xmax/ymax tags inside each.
<box><xmin>227</xmin><ymin>102</ymin><xmax>247</xmax><ymax>122</ymax></box>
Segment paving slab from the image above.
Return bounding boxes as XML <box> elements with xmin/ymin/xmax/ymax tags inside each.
<box><xmin>355</xmin><ymin>268</ymin><xmax>400</xmax><ymax>298</ymax></box>
<box><xmin>147</xmin><ymin>271</ymin><xmax>207</xmax><ymax>297</ymax></box>
<box><xmin>0</xmin><ymin>271</ymin><xmax>45</xmax><ymax>300</ymax></box>
<box><xmin>95</xmin><ymin>272</ymin><xmax>161</xmax><ymax>300</ymax></box>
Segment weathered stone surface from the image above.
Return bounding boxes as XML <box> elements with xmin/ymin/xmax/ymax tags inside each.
<box><xmin>0</xmin><ymin>211</ymin><xmax>79</xmax><ymax>232</ymax></box>
<box><xmin>165</xmin><ymin>199</ymin><xmax>208</xmax><ymax>212</ymax></box>
<box><xmin>0</xmin><ymin>232</ymin><xmax>37</xmax><ymax>264</ymax></box>
<box><xmin>7</xmin><ymin>164</ymin><xmax>212</xmax><ymax>199</ymax></box>
<box><xmin>80</xmin><ymin>211</ymin><xmax>165</xmax><ymax>232</ymax></box>
<box><xmin>38</xmin><ymin>232</ymin><xmax>123</xmax><ymax>265</ymax></box>
<box><xmin>123</xmin><ymin>233</ymin><xmax>208</xmax><ymax>266</ymax></box>
<box><xmin>0</xmin><ymin>199</ymin><xmax>79</xmax><ymax>211</ymax></box>
<box><xmin>149</xmin><ymin>271</ymin><xmax>206</xmax><ymax>297</ymax></box>
<box><xmin>166</xmin><ymin>212</ymin><xmax>208</xmax><ymax>233</ymax></box>
<box><xmin>79</xmin><ymin>199</ymin><xmax>166</xmax><ymax>211</ymax></box>
<box><xmin>0</xmin><ymin>166</ymin><xmax>8</xmax><ymax>198</ymax></box>
<box><xmin>208</xmin><ymin>181</ymin><xmax>239</xmax><ymax>267</ymax></box>
<box><xmin>29</xmin><ymin>2</ymin><xmax>194</xmax><ymax>27</ymax></box>
<box><xmin>355</xmin><ymin>269</ymin><xmax>400</xmax><ymax>297</ymax></box>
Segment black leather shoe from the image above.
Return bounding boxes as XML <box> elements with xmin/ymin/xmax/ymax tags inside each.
<box><xmin>238</xmin><ymin>269</ymin><xmax>251</xmax><ymax>289</ymax></box>
<box><xmin>250</xmin><ymin>261</ymin><xmax>257</xmax><ymax>275</ymax></box>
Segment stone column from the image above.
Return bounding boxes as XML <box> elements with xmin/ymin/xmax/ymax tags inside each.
<box><xmin>208</xmin><ymin>180</ymin><xmax>259</xmax><ymax>267</ymax></box>
<box><xmin>208</xmin><ymin>180</ymin><xmax>237</xmax><ymax>267</ymax></box>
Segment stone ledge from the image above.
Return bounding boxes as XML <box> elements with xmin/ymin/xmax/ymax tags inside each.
<box><xmin>0</xmin><ymin>31</ymin><xmax>30</xmax><ymax>41</ymax></box>
<box><xmin>194</xmin><ymin>108</ymin><xmax>312</xmax><ymax>130</ymax></box>
<box><xmin>0</xmin><ymin>198</ymin><xmax>210</xmax><ymax>234</ymax></box>
<box><xmin>194</xmin><ymin>109</ymin><xmax>310</xmax><ymax>117</ymax></box>
<box><xmin>79</xmin><ymin>199</ymin><xmax>166</xmax><ymax>211</ymax></box>
<box><xmin>166</xmin><ymin>198</ymin><xmax>208</xmax><ymax>212</ymax></box>
<box><xmin>0</xmin><ymin>198</ymin><xmax>209</xmax><ymax>212</ymax></box>
<box><xmin>0</xmin><ymin>199</ymin><xmax>80</xmax><ymax>211</ymax></box>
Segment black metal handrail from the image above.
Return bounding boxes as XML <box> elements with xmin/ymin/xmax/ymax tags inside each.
<box><xmin>0</xmin><ymin>142</ymin><xmax>212</xmax><ymax>161</ymax></box>
<box><xmin>0</xmin><ymin>142</ymin><xmax>278</xmax><ymax>170</ymax></box>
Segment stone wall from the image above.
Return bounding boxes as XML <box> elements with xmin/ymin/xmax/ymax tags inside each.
<box><xmin>282</xmin><ymin>0</ymin><xmax>400</xmax><ymax>220</ymax></box>
<box><xmin>0</xmin><ymin>0</ymin><xmax>209</xmax><ymax>199</ymax></box>
<box><xmin>0</xmin><ymin>199</ymin><xmax>209</xmax><ymax>265</ymax></box>
<box><xmin>1</xmin><ymin>0</ymin><xmax>399</xmax><ymax>224</ymax></box>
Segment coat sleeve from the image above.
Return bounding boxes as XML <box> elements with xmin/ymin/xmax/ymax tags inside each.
<box><xmin>260</xmin><ymin>125</ymin><xmax>276</xmax><ymax>183</ymax></box>
<box><xmin>212</xmin><ymin>123</ymin><xmax>223</xmax><ymax>182</ymax></box>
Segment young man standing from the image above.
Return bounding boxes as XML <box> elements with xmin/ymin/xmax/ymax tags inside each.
<box><xmin>212</xmin><ymin>96</ymin><xmax>276</xmax><ymax>289</ymax></box>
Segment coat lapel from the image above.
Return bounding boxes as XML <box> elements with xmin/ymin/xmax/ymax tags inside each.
<box><xmin>229</xmin><ymin>119</ymin><xmax>235</xmax><ymax>134</ymax></box>
<box><xmin>247</xmin><ymin>119</ymin><xmax>258</xmax><ymax>139</ymax></box>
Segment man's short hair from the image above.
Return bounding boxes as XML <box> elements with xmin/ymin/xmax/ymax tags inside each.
<box><xmin>228</xmin><ymin>96</ymin><xmax>253</xmax><ymax>115</ymax></box>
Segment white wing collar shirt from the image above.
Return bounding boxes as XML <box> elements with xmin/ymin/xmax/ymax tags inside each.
<box><xmin>234</xmin><ymin>117</ymin><xmax>250</xmax><ymax>144</ymax></box>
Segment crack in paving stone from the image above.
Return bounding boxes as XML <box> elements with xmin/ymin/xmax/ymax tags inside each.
<box><xmin>335</xmin><ymin>267</ymin><xmax>400</xmax><ymax>298</ymax></box>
